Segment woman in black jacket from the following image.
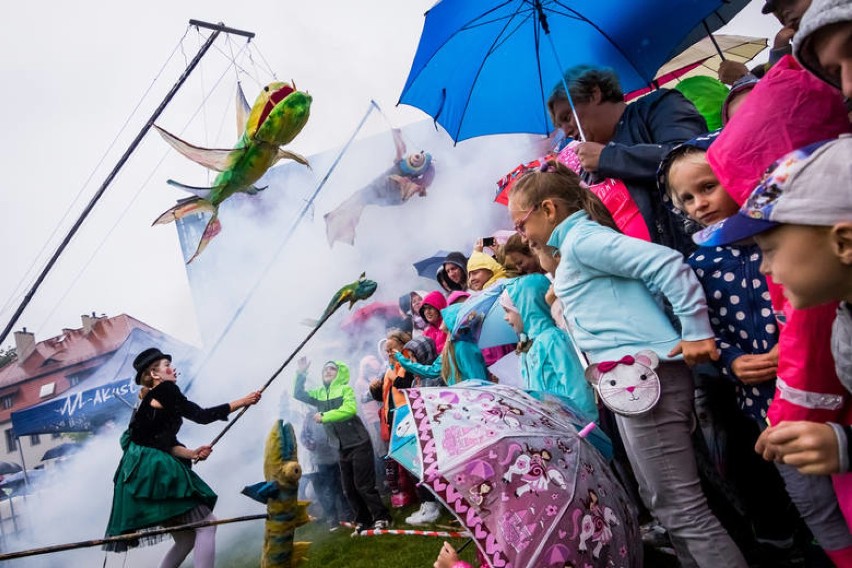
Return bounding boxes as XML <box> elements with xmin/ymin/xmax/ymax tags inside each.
<box><xmin>104</xmin><ymin>347</ymin><xmax>260</xmax><ymax>568</ymax></box>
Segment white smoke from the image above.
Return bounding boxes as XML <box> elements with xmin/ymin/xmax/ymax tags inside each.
<box><xmin>0</xmin><ymin>115</ymin><xmax>543</xmax><ymax>566</ymax></box>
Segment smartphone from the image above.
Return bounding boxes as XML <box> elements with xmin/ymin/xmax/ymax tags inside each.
<box><xmin>482</xmin><ymin>236</ymin><xmax>496</xmax><ymax>247</ymax></box>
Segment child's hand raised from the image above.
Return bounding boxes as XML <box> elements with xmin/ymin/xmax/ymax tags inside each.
<box><xmin>668</xmin><ymin>338</ymin><xmax>719</xmax><ymax>367</ymax></box>
<box><xmin>296</xmin><ymin>357</ymin><xmax>310</xmax><ymax>373</ymax></box>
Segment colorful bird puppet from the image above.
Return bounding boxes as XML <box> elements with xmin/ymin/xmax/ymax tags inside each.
<box><xmin>154</xmin><ymin>82</ymin><xmax>312</xmax><ymax>262</ymax></box>
<box><xmin>242</xmin><ymin>420</ymin><xmax>310</xmax><ymax>568</ymax></box>
<box><xmin>324</xmin><ymin>129</ymin><xmax>435</xmax><ymax>246</ymax></box>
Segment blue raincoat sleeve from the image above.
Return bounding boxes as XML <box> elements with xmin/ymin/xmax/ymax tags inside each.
<box><xmin>570</xmin><ymin>218</ymin><xmax>714</xmax><ymax>342</ymax></box>
<box><xmin>395</xmin><ymin>353</ymin><xmax>442</xmax><ymax>379</ymax></box>
<box><xmin>525</xmin><ymin>330</ymin><xmax>598</xmax><ymax>420</ymax></box>
<box><xmin>293</xmin><ymin>371</ymin><xmax>319</xmax><ymax>407</ymax></box>
<box><xmin>452</xmin><ymin>342</ymin><xmax>488</xmax><ymax>383</ymax></box>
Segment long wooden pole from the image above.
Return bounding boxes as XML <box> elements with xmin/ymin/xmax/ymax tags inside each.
<box><xmin>0</xmin><ymin>20</ymin><xmax>253</xmax><ymax>348</ymax></box>
<box><xmin>204</xmin><ymin>308</ymin><xmax>337</xmax><ymax>451</ymax></box>
<box><xmin>0</xmin><ymin>513</ymin><xmax>267</xmax><ymax>561</ymax></box>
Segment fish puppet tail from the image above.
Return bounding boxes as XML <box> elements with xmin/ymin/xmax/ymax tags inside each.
<box><xmin>152</xmin><ymin>197</ymin><xmax>222</xmax><ymax>263</ymax></box>
<box><xmin>186</xmin><ymin>214</ymin><xmax>222</xmax><ymax>264</ymax></box>
<box><xmin>152</xmin><ymin>196</ymin><xmax>216</xmax><ymax>225</ymax></box>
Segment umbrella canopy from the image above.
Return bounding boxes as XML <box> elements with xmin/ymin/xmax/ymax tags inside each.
<box><xmin>399</xmin><ymin>0</ymin><xmax>749</xmax><ymax>142</ymax></box>
<box><xmin>0</xmin><ymin>461</ymin><xmax>22</xmax><ymax>475</ymax></box>
<box><xmin>388</xmin><ymin>403</ymin><xmax>421</xmax><ymax>477</ymax></box>
<box><xmin>413</xmin><ymin>250</ymin><xmax>451</xmax><ymax>279</ymax></box>
<box><xmin>624</xmin><ymin>34</ymin><xmax>768</xmax><ymax>101</ymax></box>
<box><xmin>402</xmin><ymin>383</ymin><xmax>636</xmax><ymax>567</ymax></box>
<box><xmin>41</xmin><ymin>442</ymin><xmax>81</xmax><ymax>461</ymax></box>
<box><xmin>453</xmin><ymin>282</ymin><xmax>519</xmax><ymax>349</ymax></box>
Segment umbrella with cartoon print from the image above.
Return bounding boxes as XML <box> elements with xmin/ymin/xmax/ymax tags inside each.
<box><xmin>402</xmin><ymin>382</ymin><xmax>638</xmax><ymax>568</ymax></box>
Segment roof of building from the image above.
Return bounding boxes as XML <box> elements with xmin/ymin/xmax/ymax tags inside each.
<box><xmin>0</xmin><ymin>314</ymin><xmax>158</xmax><ymax>389</ymax></box>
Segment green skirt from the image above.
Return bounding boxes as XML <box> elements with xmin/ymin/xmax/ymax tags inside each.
<box><xmin>104</xmin><ymin>430</ymin><xmax>217</xmax><ymax>549</ymax></box>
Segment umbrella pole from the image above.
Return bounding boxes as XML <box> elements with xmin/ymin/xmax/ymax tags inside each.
<box><xmin>536</xmin><ymin>4</ymin><xmax>587</xmax><ymax>142</ymax></box>
<box><xmin>702</xmin><ymin>22</ymin><xmax>727</xmax><ymax>60</ymax></box>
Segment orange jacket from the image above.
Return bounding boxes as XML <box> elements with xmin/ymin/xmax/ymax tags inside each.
<box><xmin>378</xmin><ymin>349</ymin><xmax>416</xmax><ymax>440</ymax></box>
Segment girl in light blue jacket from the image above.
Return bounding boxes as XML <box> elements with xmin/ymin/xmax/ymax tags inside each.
<box><xmin>507</xmin><ymin>160</ymin><xmax>747</xmax><ymax>568</ymax></box>
<box><xmin>502</xmin><ymin>274</ymin><xmax>597</xmax><ymax>419</ymax></box>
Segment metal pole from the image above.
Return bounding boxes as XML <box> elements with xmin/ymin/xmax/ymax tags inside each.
<box><xmin>0</xmin><ymin>513</ymin><xmax>267</xmax><ymax>561</ymax></box>
<box><xmin>15</xmin><ymin>436</ymin><xmax>27</xmax><ymax>487</ymax></box>
<box><xmin>0</xmin><ymin>21</ymin><xmax>253</xmax><ymax>347</ymax></box>
<box><xmin>702</xmin><ymin>21</ymin><xmax>726</xmax><ymax>60</ymax></box>
<box><xmin>536</xmin><ymin>2</ymin><xmax>587</xmax><ymax>142</ymax></box>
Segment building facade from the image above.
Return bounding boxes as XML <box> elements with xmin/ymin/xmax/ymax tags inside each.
<box><xmin>0</xmin><ymin>314</ymin><xmax>159</xmax><ymax>469</ymax></box>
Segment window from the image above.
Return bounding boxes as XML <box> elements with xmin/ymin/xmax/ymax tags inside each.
<box><xmin>51</xmin><ymin>433</ymin><xmax>62</xmax><ymax>440</ymax></box>
<box><xmin>39</xmin><ymin>383</ymin><xmax>56</xmax><ymax>398</ymax></box>
<box><xmin>68</xmin><ymin>376</ymin><xmax>81</xmax><ymax>387</ymax></box>
<box><xmin>30</xmin><ymin>434</ymin><xmax>40</xmax><ymax>446</ymax></box>
<box><xmin>5</xmin><ymin>429</ymin><xmax>16</xmax><ymax>453</ymax></box>
<box><xmin>1</xmin><ymin>396</ymin><xmax>13</xmax><ymax>410</ymax></box>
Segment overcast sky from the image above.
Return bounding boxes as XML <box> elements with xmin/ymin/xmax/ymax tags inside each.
<box><xmin>0</xmin><ymin>0</ymin><xmax>780</xmax><ymax>349</ymax></box>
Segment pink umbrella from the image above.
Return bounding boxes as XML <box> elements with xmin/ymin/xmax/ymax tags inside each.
<box><xmin>406</xmin><ymin>384</ymin><xmax>639</xmax><ymax>568</ymax></box>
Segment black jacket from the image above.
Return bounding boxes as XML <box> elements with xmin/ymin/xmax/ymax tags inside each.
<box><xmin>128</xmin><ymin>381</ymin><xmax>229</xmax><ymax>454</ymax></box>
<box><xmin>591</xmin><ymin>89</ymin><xmax>707</xmax><ymax>254</ymax></box>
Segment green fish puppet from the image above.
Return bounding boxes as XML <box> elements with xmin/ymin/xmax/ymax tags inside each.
<box><xmin>154</xmin><ymin>82</ymin><xmax>312</xmax><ymax>262</ymax></box>
<box><xmin>301</xmin><ymin>273</ymin><xmax>378</xmax><ymax>327</ymax></box>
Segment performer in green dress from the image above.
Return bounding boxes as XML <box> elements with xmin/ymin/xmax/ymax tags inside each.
<box><xmin>104</xmin><ymin>347</ymin><xmax>261</xmax><ymax>568</ymax></box>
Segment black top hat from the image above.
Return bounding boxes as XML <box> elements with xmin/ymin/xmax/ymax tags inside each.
<box><xmin>133</xmin><ymin>347</ymin><xmax>172</xmax><ymax>385</ymax></box>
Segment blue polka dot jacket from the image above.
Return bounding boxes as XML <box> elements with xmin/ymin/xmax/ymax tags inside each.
<box><xmin>688</xmin><ymin>243</ymin><xmax>778</xmax><ymax>422</ymax></box>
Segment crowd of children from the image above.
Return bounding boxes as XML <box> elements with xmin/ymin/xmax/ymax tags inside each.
<box><xmin>286</xmin><ymin>1</ymin><xmax>852</xmax><ymax>566</ymax></box>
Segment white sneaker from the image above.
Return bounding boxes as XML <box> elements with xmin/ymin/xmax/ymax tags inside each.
<box><xmin>405</xmin><ymin>503</ymin><xmax>428</xmax><ymax>524</ymax></box>
<box><xmin>406</xmin><ymin>501</ymin><xmax>441</xmax><ymax>525</ymax></box>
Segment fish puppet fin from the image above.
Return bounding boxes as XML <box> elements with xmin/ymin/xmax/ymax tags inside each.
<box><xmin>155</xmin><ymin>125</ymin><xmax>245</xmax><ymax>172</ymax></box>
<box><xmin>241</xmin><ymin>481</ymin><xmax>280</xmax><ymax>504</ymax></box>
<box><xmin>186</xmin><ymin>214</ymin><xmax>222</xmax><ymax>264</ymax></box>
<box><xmin>275</xmin><ymin>148</ymin><xmax>310</xmax><ymax>167</ymax></box>
<box><xmin>235</xmin><ymin>83</ymin><xmax>252</xmax><ymax>135</ymax></box>
<box><xmin>166</xmin><ymin>179</ymin><xmax>215</xmax><ymax>199</ymax></box>
<box><xmin>152</xmin><ymin>196</ymin><xmax>216</xmax><ymax>225</ymax></box>
<box><xmin>242</xmin><ymin>185</ymin><xmax>268</xmax><ymax>196</ymax></box>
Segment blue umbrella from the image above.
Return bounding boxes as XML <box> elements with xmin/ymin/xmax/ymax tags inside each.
<box><xmin>453</xmin><ymin>282</ymin><xmax>519</xmax><ymax>349</ymax></box>
<box><xmin>412</xmin><ymin>250</ymin><xmax>451</xmax><ymax>279</ymax></box>
<box><xmin>399</xmin><ymin>0</ymin><xmax>748</xmax><ymax>142</ymax></box>
<box><xmin>387</xmin><ymin>403</ymin><xmax>421</xmax><ymax>478</ymax></box>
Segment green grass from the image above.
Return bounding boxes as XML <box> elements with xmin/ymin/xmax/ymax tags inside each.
<box><xmin>220</xmin><ymin>503</ymin><xmax>480</xmax><ymax>568</ymax></box>
<box><xmin>218</xmin><ymin>503</ymin><xmax>679</xmax><ymax>567</ymax></box>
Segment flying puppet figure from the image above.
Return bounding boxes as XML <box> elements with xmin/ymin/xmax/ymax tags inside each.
<box><xmin>154</xmin><ymin>82</ymin><xmax>312</xmax><ymax>262</ymax></box>
<box><xmin>324</xmin><ymin>128</ymin><xmax>435</xmax><ymax>246</ymax></box>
